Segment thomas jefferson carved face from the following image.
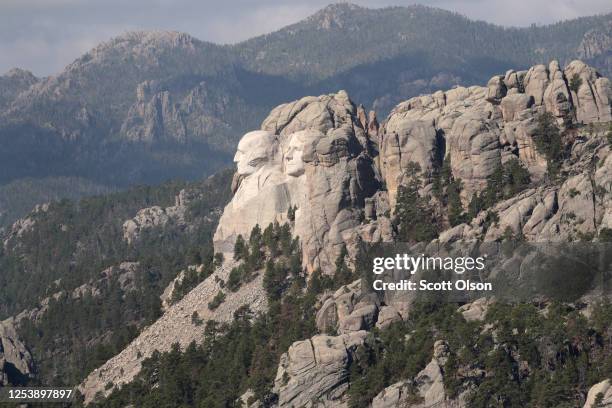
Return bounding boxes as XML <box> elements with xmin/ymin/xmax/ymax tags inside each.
<box><xmin>234</xmin><ymin>131</ymin><xmax>278</xmax><ymax>176</ymax></box>
<box><xmin>284</xmin><ymin>130</ymin><xmax>322</xmax><ymax>177</ymax></box>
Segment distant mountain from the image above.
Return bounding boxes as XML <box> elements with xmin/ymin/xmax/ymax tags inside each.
<box><xmin>239</xmin><ymin>4</ymin><xmax>612</xmax><ymax>112</ymax></box>
<box><xmin>0</xmin><ymin>68</ymin><xmax>38</xmax><ymax>110</ymax></box>
<box><xmin>0</xmin><ymin>3</ymin><xmax>611</xmax><ymax>225</ymax></box>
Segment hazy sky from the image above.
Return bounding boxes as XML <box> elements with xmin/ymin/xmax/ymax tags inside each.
<box><xmin>2</xmin><ymin>0</ymin><xmax>611</xmax><ymax>76</ymax></box>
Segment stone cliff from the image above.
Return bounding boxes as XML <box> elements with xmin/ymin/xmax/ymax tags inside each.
<box><xmin>381</xmin><ymin>60</ymin><xmax>610</xmax><ymax>205</ymax></box>
<box><xmin>0</xmin><ymin>319</ymin><xmax>33</xmax><ymax>386</ymax></box>
<box><xmin>214</xmin><ymin>91</ymin><xmax>389</xmax><ymax>274</ymax></box>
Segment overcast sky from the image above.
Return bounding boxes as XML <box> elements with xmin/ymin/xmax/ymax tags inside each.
<box><xmin>2</xmin><ymin>0</ymin><xmax>611</xmax><ymax>77</ymax></box>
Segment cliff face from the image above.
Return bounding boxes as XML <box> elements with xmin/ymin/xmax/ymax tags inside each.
<box><xmin>213</xmin><ymin>91</ymin><xmax>389</xmax><ymax>273</ymax></box>
<box><xmin>77</xmin><ymin>60</ymin><xmax>612</xmax><ymax>404</ymax></box>
<box><xmin>0</xmin><ymin>320</ymin><xmax>33</xmax><ymax>386</ymax></box>
<box><xmin>215</xmin><ymin>59</ymin><xmax>612</xmax><ymax>273</ymax></box>
<box><xmin>381</xmin><ymin>59</ymin><xmax>611</xmax><ymax>204</ymax></box>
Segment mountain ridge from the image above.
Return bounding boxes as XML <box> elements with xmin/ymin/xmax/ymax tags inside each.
<box><xmin>72</xmin><ymin>57</ymin><xmax>612</xmax><ymax>405</ymax></box>
<box><xmin>0</xmin><ymin>2</ymin><xmax>610</xmax><ymax>228</ymax></box>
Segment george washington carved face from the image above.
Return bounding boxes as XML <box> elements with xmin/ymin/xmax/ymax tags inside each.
<box><xmin>234</xmin><ymin>130</ymin><xmax>278</xmax><ymax>176</ymax></box>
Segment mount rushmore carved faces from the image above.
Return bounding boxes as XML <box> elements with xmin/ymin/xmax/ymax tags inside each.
<box><xmin>282</xmin><ymin>129</ymin><xmax>324</xmax><ymax>176</ymax></box>
<box><xmin>214</xmin><ymin>92</ymin><xmax>387</xmax><ymax>273</ymax></box>
<box><xmin>234</xmin><ymin>130</ymin><xmax>279</xmax><ymax>177</ymax></box>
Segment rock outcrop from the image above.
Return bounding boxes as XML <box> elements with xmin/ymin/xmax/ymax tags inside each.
<box><xmin>565</xmin><ymin>60</ymin><xmax>612</xmax><ymax>124</ymax></box>
<box><xmin>0</xmin><ymin>320</ymin><xmax>33</xmax><ymax>386</ymax></box>
<box><xmin>119</xmin><ymin>80</ymin><xmax>237</xmax><ymax>146</ymax></box>
<box><xmin>436</xmin><ymin>132</ymin><xmax>611</xmax><ymax>243</ymax></box>
<box><xmin>8</xmin><ymin>261</ymin><xmax>140</xmax><ymax>326</ymax></box>
<box><xmin>3</xmin><ymin>203</ymin><xmax>49</xmax><ymax>250</ymax></box>
<box><xmin>123</xmin><ymin>205</ymin><xmax>183</xmax><ymax>244</ymax></box>
<box><xmin>457</xmin><ymin>298</ymin><xmax>493</xmax><ymax>322</ymax></box>
<box><xmin>316</xmin><ymin>280</ymin><xmax>381</xmax><ymax>334</ymax></box>
<box><xmin>272</xmin><ymin>331</ymin><xmax>368</xmax><ymax>407</ymax></box>
<box><xmin>380</xmin><ymin>60</ymin><xmax>612</xmax><ymax>204</ymax></box>
<box><xmin>123</xmin><ymin>186</ymin><xmax>219</xmax><ymax>244</ymax></box>
<box><xmin>120</xmin><ymin>82</ymin><xmax>186</xmax><ymax>143</ymax></box>
<box><xmin>0</xmin><ymin>68</ymin><xmax>38</xmax><ymax>110</ymax></box>
<box><xmin>584</xmin><ymin>379</ymin><xmax>612</xmax><ymax>408</ymax></box>
<box><xmin>72</xmin><ymin>261</ymin><xmax>139</xmax><ymax>300</ymax></box>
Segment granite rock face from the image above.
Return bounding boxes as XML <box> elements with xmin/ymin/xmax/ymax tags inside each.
<box><xmin>457</xmin><ymin>298</ymin><xmax>493</xmax><ymax>322</ymax></box>
<box><xmin>121</xmin><ymin>83</ymin><xmax>186</xmax><ymax>143</ymax></box>
<box><xmin>564</xmin><ymin>60</ymin><xmax>612</xmax><ymax>124</ymax></box>
<box><xmin>380</xmin><ymin>118</ymin><xmax>439</xmax><ymax>205</ymax></box>
<box><xmin>214</xmin><ymin>91</ymin><xmax>388</xmax><ymax>273</ymax></box>
<box><xmin>316</xmin><ymin>280</ymin><xmax>381</xmax><ymax>334</ymax></box>
<box><xmin>123</xmin><ymin>205</ymin><xmax>180</xmax><ymax>244</ymax></box>
<box><xmin>119</xmin><ymin>80</ymin><xmax>238</xmax><ymax>146</ymax></box>
<box><xmin>3</xmin><ymin>203</ymin><xmax>49</xmax><ymax>250</ymax></box>
<box><xmin>584</xmin><ymin>379</ymin><xmax>612</xmax><ymax>408</ymax></box>
<box><xmin>272</xmin><ymin>331</ymin><xmax>368</xmax><ymax>408</ymax></box>
<box><xmin>437</xmin><ymin>132</ymin><xmax>612</xmax><ymax>243</ymax></box>
<box><xmin>127</xmin><ymin>60</ymin><xmax>611</xmax><ymax>277</ymax></box>
<box><xmin>379</xmin><ymin>60</ymin><xmax>612</xmax><ymax>204</ymax></box>
<box><xmin>0</xmin><ymin>320</ymin><xmax>33</xmax><ymax>386</ymax></box>
<box><xmin>123</xmin><ymin>186</ymin><xmax>219</xmax><ymax>245</ymax></box>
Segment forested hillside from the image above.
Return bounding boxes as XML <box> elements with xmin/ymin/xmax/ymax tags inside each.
<box><xmin>62</xmin><ymin>57</ymin><xmax>612</xmax><ymax>407</ymax></box>
<box><xmin>0</xmin><ymin>169</ymin><xmax>232</xmax><ymax>387</ymax></box>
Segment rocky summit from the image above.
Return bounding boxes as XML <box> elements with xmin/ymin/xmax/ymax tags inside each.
<box><xmin>65</xmin><ymin>59</ymin><xmax>612</xmax><ymax>406</ymax></box>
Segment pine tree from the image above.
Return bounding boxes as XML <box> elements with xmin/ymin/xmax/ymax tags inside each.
<box><xmin>233</xmin><ymin>235</ymin><xmax>247</xmax><ymax>261</ymax></box>
<box><xmin>533</xmin><ymin>112</ymin><xmax>563</xmax><ymax>178</ymax></box>
<box><xmin>333</xmin><ymin>245</ymin><xmax>353</xmax><ymax>285</ymax></box>
<box><xmin>262</xmin><ymin>223</ymin><xmax>279</xmax><ymax>256</ymax></box>
<box><xmin>569</xmin><ymin>73</ymin><xmax>583</xmax><ymax>93</ymax></box>
<box><xmin>247</xmin><ymin>224</ymin><xmax>263</xmax><ymax>270</ymax></box>
<box><xmin>395</xmin><ymin>162</ymin><xmax>439</xmax><ymax>242</ymax></box>
<box><xmin>468</xmin><ymin>159</ymin><xmax>531</xmax><ymax>219</ymax></box>
<box><xmin>447</xmin><ymin>178</ymin><xmax>466</xmax><ymax>226</ymax></box>
<box><xmin>287</xmin><ymin>205</ymin><xmax>296</xmax><ymax>222</ymax></box>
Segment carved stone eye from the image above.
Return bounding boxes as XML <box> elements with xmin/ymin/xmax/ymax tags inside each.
<box><xmin>247</xmin><ymin>157</ymin><xmax>265</xmax><ymax>167</ymax></box>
